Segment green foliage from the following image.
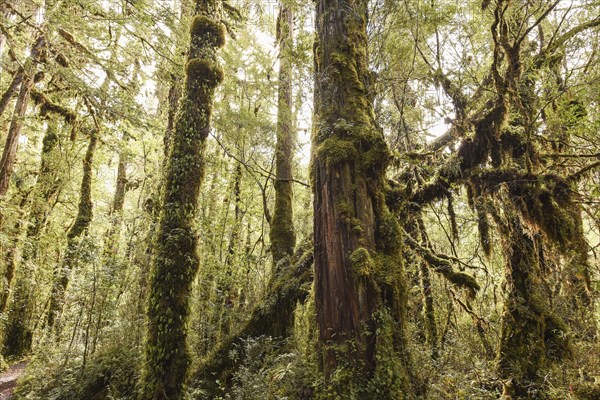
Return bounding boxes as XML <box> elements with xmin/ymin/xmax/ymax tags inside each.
<box><xmin>15</xmin><ymin>341</ymin><xmax>141</xmax><ymax>400</ymax></box>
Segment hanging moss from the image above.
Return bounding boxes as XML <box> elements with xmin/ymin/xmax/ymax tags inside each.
<box><xmin>476</xmin><ymin>201</ymin><xmax>492</xmax><ymax>257</ymax></box>
<box><xmin>190</xmin><ymin>15</ymin><xmax>226</xmax><ymax>48</ymax></box>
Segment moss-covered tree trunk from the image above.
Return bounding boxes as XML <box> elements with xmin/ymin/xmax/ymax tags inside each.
<box><xmin>140</xmin><ymin>0</ymin><xmax>225</xmax><ymax>398</ymax></box>
<box><xmin>312</xmin><ymin>0</ymin><xmax>412</xmax><ymax>396</ymax></box>
<box><xmin>270</xmin><ymin>2</ymin><xmax>296</xmax><ymax>271</ymax></box>
<box><xmin>3</xmin><ymin>118</ymin><xmax>62</xmax><ymax>356</ymax></box>
<box><xmin>46</xmin><ymin>129</ymin><xmax>97</xmax><ymax>330</ymax></box>
<box><xmin>496</xmin><ymin>208</ymin><xmax>569</xmax><ymax>399</ymax></box>
<box><xmin>0</xmin><ymin>193</ymin><xmax>28</xmax><ymax>312</ymax></box>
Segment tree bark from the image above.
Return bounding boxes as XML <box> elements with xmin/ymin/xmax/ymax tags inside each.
<box><xmin>140</xmin><ymin>0</ymin><xmax>225</xmax><ymax>397</ymax></box>
<box><xmin>0</xmin><ymin>68</ymin><xmax>24</xmax><ymax>120</ymax></box>
<box><xmin>312</xmin><ymin>0</ymin><xmax>412</xmax><ymax>396</ymax></box>
<box><xmin>270</xmin><ymin>2</ymin><xmax>296</xmax><ymax>271</ymax></box>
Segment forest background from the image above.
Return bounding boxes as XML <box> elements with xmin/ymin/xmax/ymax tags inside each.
<box><xmin>0</xmin><ymin>0</ymin><xmax>598</xmax><ymax>399</ymax></box>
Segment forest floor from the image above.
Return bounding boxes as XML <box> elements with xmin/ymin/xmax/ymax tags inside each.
<box><xmin>0</xmin><ymin>362</ymin><xmax>27</xmax><ymax>400</ymax></box>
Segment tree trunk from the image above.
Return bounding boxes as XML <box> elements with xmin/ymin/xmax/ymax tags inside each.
<box><xmin>312</xmin><ymin>0</ymin><xmax>412</xmax><ymax>396</ymax></box>
<box><xmin>0</xmin><ymin>193</ymin><xmax>28</xmax><ymax>312</ymax></box>
<box><xmin>140</xmin><ymin>0</ymin><xmax>225</xmax><ymax>397</ymax></box>
<box><xmin>0</xmin><ymin>35</ymin><xmax>45</xmax><ymax>197</ymax></box>
<box><xmin>2</xmin><ymin>118</ymin><xmax>62</xmax><ymax>357</ymax></box>
<box><xmin>0</xmin><ymin>69</ymin><xmax>24</xmax><ymax>120</ymax></box>
<box><xmin>270</xmin><ymin>2</ymin><xmax>296</xmax><ymax>271</ymax></box>
<box><xmin>46</xmin><ymin>129</ymin><xmax>97</xmax><ymax>330</ymax></box>
<box><xmin>497</xmin><ymin>212</ymin><xmax>569</xmax><ymax>399</ymax></box>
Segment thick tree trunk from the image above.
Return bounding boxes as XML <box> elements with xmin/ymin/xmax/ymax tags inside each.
<box><xmin>270</xmin><ymin>3</ymin><xmax>296</xmax><ymax>271</ymax></box>
<box><xmin>312</xmin><ymin>0</ymin><xmax>412</xmax><ymax>396</ymax></box>
<box><xmin>47</xmin><ymin>130</ymin><xmax>97</xmax><ymax>330</ymax></box>
<box><xmin>140</xmin><ymin>1</ymin><xmax>225</xmax><ymax>398</ymax></box>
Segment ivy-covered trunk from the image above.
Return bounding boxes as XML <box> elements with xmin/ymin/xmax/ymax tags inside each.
<box><xmin>270</xmin><ymin>2</ymin><xmax>296</xmax><ymax>271</ymax></box>
<box><xmin>312</xmin><ymin>0</ymin><xmax>412</xmax><ymax>397</ymax></box>
<box><xmin>140</xmin><ymin>0</ymin><xmax>225</xmax><ymax>398</ymax></box>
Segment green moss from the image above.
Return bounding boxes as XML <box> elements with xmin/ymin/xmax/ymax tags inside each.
<box><xmin>186</xmin><ymin>58</ymin><xmax>224</xmax><ymax>88</ymax></box>
<box><xmin>349</xmin><ymin>248</ymin><xmax>372</xmax><ymax>277</ymax></box>
<box><xmin>336</xmin><ymin>200</ymin><xmax>363</xmax><ymax>234</ymax></box>
<box><xmin>377</xmin><ymin>210</ymin><xmax>402</xmax><ymax>255</ymax></box>
<box><xmin>190</xmin><ymin>15</ymin><xmax>226</xmax><ymax>48</ymax></box>
<box><xmin>316</xmin><ymin>137</ymin><xmax>357</xmax><ymax>166</ymax></box>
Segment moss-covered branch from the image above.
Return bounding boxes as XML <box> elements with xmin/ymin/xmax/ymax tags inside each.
<box><xmin>192</xmin><ymin>247</ymin><xmax>313</xmax><ymax>397</ymax></box>
<box><xmin>31</xmin><ymin>90</ymin><xmax>76</xmax><ymax>123</ymax></box>
<box><xmin>404</xmin><ymin>234</ymin><xmax>480</xmax><ymax>297</ymax></box>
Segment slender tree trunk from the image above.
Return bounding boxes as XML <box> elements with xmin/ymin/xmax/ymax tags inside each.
<box><xmin>0</xmin><ymin>1</ymin><xmax>14</xmax><ymax>78</ymax></box>
<box><xmin>140</xmin><ymin>0</ymin><xmax>225</xmax><ymax>397</ymax></box>
<box><xmin>0</xmin><ymin>35</ymin><xmax>45</xmax><ymax>196</ymax></box>
<box><xmin>416</xmin><ymin>217</ymin><xmax>438</xmax><ymax>358</ymax></box>
<box><xmin>0</xmin><ymin>193</ymin><xmax>28</xmax><ymax>312</ymax></box>
<box><xmin>46</xmin><ymin>129</ymin><xmax>97</xmax><ymax>330</ymax></box>
<box><xmin>270</xmin><ymin>2</ymin><xmax>296</xmax><ymax>271</ymax></box>
<box><xmin>312</xmin><ymin>0</ymin><xmax>412</xmax><ymax>396</ymax></box>
<box><xmin>216</xmin><ymin>162</ymin><xmax>243</xmax><ymax>340</ymax></box>
<box><xmin>0</xmin><ymin>68</ymin><xmax>24</xmax><ymax>119</ymax></box>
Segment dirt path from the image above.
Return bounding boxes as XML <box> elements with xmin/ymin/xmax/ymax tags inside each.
<box><xmin>0</xmin><ymin>362</ymin><xmax>27</xmax><ymax>400</ymax></box>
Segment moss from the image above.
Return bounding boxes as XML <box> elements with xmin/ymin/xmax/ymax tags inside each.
<box><xmin>349</xmin><ymin>248</ymin><xmax>372</xmax><ymax>277</ymax></box>
<box><xmin>476</xmin><ymin>203</ymin><xmax>492</xmax><ymax>257</ymax></box>
<box><xmin>446</xmin><ymin>271</ymin><xmax>480</xmax><ymax>298</ymax></box>
<box><xmin>376</xmin><ymin>210</ymin><xmax>402</xmax><ymax>255</ymax></box>
<box><xmin>316</xmin><ymin>137</ymin><xmax>358</xmax><ymax>167</ymax></box>
<box><xmin>190</xmin><ymin>15</ymin><xmax>226</xmax><ymax>48</ymax></box>
<box><xmin>336</xmin><ymin>200</ymin><xmax>363</xmax><ymax>234</ymax></box>
<box><xmin>186</xmin><ymin>58</ymin><xmax>224</xmax><ymax>88</ymax></box>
